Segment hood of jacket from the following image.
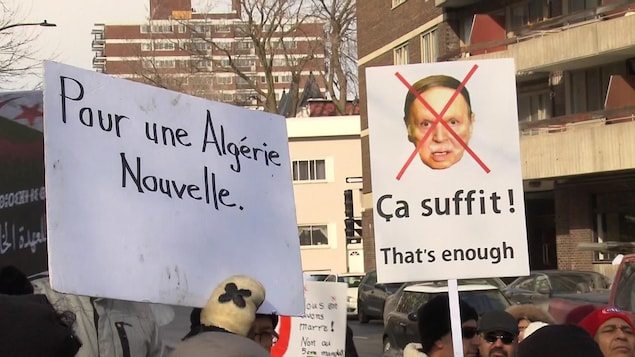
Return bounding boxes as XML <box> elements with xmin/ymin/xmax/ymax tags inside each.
<box><xmin>403</xmin><ymin>342</ymin><xmax>428</xmax><ymax>357</ymax></box>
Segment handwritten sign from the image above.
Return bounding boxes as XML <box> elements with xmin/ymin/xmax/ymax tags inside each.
<box><xmin>42</xmin><ymin>61</ymin><xmax>304</xmax><ymax>315</ymax></box>
<box><xmin>365</xmin><ymin>59</ymin><xmax>529</xmax><ymax>283</ymax></box>
<box><xmin>272</xmin><ymin>281</ymin><xmax>347</xmax><ymax>357</ymax></box>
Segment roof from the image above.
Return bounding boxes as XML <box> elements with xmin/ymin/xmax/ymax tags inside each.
<box><xmin>405</xmin><ymin>283</ymin><xmax>499</xmax><ymax>294</ymax></box>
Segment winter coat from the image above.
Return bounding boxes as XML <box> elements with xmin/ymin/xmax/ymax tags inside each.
<box><xmin>171</xmin><ymin>331</ymin><xmax>270</xmax><ymax>357</ymax></box>
<box><xmin>403</xmin><ymin>343</ymin><xmax>429</xmax><ymax>357</ymax></box>
<box><xmin>31</xmin><ymin>276</ymin><xmax>164</xmax><ymax>357</ymax></box>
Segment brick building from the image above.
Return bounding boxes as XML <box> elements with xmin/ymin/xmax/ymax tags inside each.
<box><xmin>91</xmin><ymin>0</ymin><xmax>326</xmax><ymax>110</ymax></box>
<box><xmin>357</xmin><ymin>0</ymin><xmax>635</xmax><ymax>275</ymax></box>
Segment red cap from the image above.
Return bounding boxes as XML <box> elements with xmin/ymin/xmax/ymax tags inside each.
<box><xmin>579</xmin><ymin>307</ymin><xmax>634</xmax><ymax>337</ymax></box>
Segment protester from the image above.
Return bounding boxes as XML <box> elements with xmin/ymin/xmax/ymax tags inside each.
<box><xmin>579</xmin><ymin>307</ymin><xmax>635</xmax><ymax>357</ymax></box>
<box><xmin>171</xmin><ymin>275</ymin><xmax>270</xmax><ymax>357</ymax></box>
<box><xmin>477</xmin><ymin>310</ymin><xmax>519</xmax><ymax>357</ymax></box>
<box><xmin>30</xmin><ymin>274</ymin><xmax>166</xmax><ymax>357</ymax></box>
<box><xmin>0</xmin><ymin>284</ymin><xmax>82</xmax><ymax>356</ymax></box>
<box><xmin>505</xmin><ymin>304</ymin><xmax>554</xmax><ymax>341</ymax></box>
<box><xmin>521</xmin><ymin>321</ymin><xmax>549</xmax><ymax>341</ymax></box>
<box><xmin>403</xmin><ymin>294</ymin><xmax>479</xmax><ymax>357</ymax></box>
<box><xmin>518</xmin><ymin>324</ymin><xmax>603</xmax><ymax>357</ymax></box>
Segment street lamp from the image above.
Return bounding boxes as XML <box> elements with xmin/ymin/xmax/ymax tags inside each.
<box><xmin>0</xmin><ymin>20</ymin><xmax>57</xmax><ymax>32</ymax></box>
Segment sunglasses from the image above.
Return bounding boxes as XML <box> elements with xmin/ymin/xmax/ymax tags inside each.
<box><xmin>462</xmin><ymin>326</ymin><xmax>478</xmax><ymax>339</ymax></box>
<box><xmin>482</xmin><ymin>332</ymin><xmax>515</xmax><ymax>345</ymax></box>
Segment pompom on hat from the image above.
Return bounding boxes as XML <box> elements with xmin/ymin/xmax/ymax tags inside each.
<box><xmin>579</xmin><ymin>306</ymin><xmax>634</xmax><ymax>337</ymax></box>
<box><xmin>200</xmin><ymin>275</ymin><xmax>266</xmax><ymax>337</ymax></box>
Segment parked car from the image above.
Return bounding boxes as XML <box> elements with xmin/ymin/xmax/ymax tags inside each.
<box><xmin>306</xmin><ymin>272</ymin><xmax>338</xmax><ymax>282</ymax></box>
<box><xmin>383</xmin><ymin>277</ymin><xmax>507</xmax><ymax>322</ymax></box>
<box><xmin>357</xmin><ymin>270</ymin><xmax>404</xmax><ymax>323</ymax></box>
<box><xmin>382</xmin><ymin>281</ymin><xmax>511</xmax><ymax>354</ymax></box>
<box><xmin>337</xmin><ymin>273</ymin><xmax>365</xmax><ymax>317</ymax></box>
<box><xmin>503</xmin><ymin>270</ymin><xmax>612</xmax><ymax>306</ymax></box>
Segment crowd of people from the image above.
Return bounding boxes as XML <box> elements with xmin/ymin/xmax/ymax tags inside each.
<box><xmin>400</xmin><ymin>293</ymin><xmax>634</xmax><ymax>357</ymax></box>
<box><xmin>3</xmin><ymin>263</ymin><xmax>635</xmax><ymax>356</ymax></box>
<box><xmin>0</xmin><ymin>265</ymin><xmax>358</xmax><ymax>357</ymax></box>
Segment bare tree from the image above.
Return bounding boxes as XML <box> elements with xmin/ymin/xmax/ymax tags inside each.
<box><xmin>0</xmin><ymin>2</ymin><xmax>52</xmax><ymax>90</ymax></box>
<box><xmin>312</xmin><ymin>0</ymin><xmax>358</xmax><ymax>115</ymax></box>
<box><xmin>184</xmin><ymin>0</ymin><xmax>322</xmax><ymax>114</ymax></box>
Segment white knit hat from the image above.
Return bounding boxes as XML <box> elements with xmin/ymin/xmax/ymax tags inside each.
<box><xmin>521</xmin><ymin>321</ymin><xmax>549</xmax><ymax>341</ymax></box>
<box><xmin>200</xmin><ymin>275</ymin><xmax>266</xmax><ymax>337</ymax></box>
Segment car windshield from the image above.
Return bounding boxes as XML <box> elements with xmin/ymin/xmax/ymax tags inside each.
<box><xmin>385</xmin><ymin>283</ymin><xmax>404</xmax><ymax>294</ymax></box>
<box><xmin>460</xmin><ymin>290</ymin><xmax>510</xmax><ymax>314</ymax></box>
<box><xmin>338</xmin><ymin>276</ymin><xmax>363</xmax><ymax>288</ymax></box>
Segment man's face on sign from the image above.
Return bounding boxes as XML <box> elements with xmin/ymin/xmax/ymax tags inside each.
<box><xmin>406</xmin><ymin>86</ymin><xmax>475</xmax><ymax>170</ymax></box>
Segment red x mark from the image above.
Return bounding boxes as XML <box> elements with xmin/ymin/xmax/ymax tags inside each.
<box><xmin>395</xmin><ymin>64</ymin><xmax>490</xmax><ymax>180</ymax></box>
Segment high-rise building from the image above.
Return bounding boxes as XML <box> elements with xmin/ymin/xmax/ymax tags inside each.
<box><xmin>357</xmin><ymin>0</ymin><xmax>635</xmax><ymax>273</ymax></box>
<box><xmin>91</xmin><ymin>0</ymin><xmax>326</xmax><ymax>110</ymax></box>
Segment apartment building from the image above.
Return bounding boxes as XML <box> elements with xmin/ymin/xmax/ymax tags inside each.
<box><xmin>287</xmin><ymin>113</ymin><xmax>364</xmax><ymax>274</ymax></box>
<box><xmin>91</xmin><ymin>0</ymin><xmax>326</xmax><ymax>109</ymax></box>
<box><xmin>357</xmin><ymin>0</ymin><xmax>635</xmax><ymax>274</ymax></box>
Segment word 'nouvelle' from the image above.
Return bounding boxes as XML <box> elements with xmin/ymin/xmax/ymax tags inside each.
<box><xmin>120</xmin><ymin>153</ymin><xmax>241</xmax><ymax>211</ymax></box>
<box><xmin>377</xmin><ymin>189</ymin><xmax>516</xmax><ymax>222</ymax></box>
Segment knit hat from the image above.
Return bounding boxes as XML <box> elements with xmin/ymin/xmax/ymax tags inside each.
<box><xmin>521</xmin><ymin>321</ymin><xmax>548</xmax><ymax>340</ymax></box>
<box><xmin>417</xmin><ymin>294</ymin><xmax>478</xmax><ymax>353</ymax></box>
<box><xmin>518</xmin><ymin>324</ymin><xmax>603</xmax><ymax>357</ymax></box>
<box><xmin>200</xmin><ymin>275</ymin><xmax>266</xmax><ymax>337</ymax></box>
<box><xmin>579</xmin><ymin>306</ymin><xmax>634</xmax><ymax>337</ymax></box>
<box><xmin>478</xmin><ymin>310</ymin><xmax>519</xmax><ymax>335</ymax></box>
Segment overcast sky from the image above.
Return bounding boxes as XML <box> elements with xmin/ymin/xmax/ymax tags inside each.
<box><xmin>3</xmin><ymin>0</ymin><xmax>231</xmax><ymax>90</ymax></box>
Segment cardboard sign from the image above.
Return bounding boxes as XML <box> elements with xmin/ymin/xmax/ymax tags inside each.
<box><xmin>272</xmin><ymin>281</ymin><xmax>347</xmax><ymax>357</ymax></box>
<box><xmin>365</xmin><ymin>59</ymin><xmax>529</xmax><ymax>283</ymax></box>
<box><xmin>43</xmin><ymin>61</ymin><xmax>304</xmax><ymax>315</ymax></box>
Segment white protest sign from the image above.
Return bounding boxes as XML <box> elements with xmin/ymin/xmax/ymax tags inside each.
<box><xmin>43</xmin><ymin>61</ymin><xmax>304</xmax><ymax>315</ymax></box>
<box><xmin>366</xmin><ymin>59</ymin><xmax>529</xmax><ymax>283</ymax></box>
<box><xmin>272</xmin><ymin>281</ymin><xmax>347</xmax><ymax>357</ymax></box>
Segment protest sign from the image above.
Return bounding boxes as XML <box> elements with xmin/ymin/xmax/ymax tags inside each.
<box><xmin>272</xmin><ymin>281</ymin><xmax>347</xmax><ymax>357</ymax></box>
<box><xmin>366</xmin><ymin>59</ymin><xmax>529</xmax><ymax>283</ymax></box>
<box><xmin>43</xmin><ymin>61</ymin><xmax>304</xmax><ymax>314</ymax></box>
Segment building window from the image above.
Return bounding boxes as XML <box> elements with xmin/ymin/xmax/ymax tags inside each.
<box><xmin>216</xmin><ymin>42</ymin><xmax>232</xmax><ymax>50</ymax></box>
<box><xmin>518</xmin><ymin>91</ymin><xmax>551</xmax><ymax>122</ymax></box>
<box><xmin>216</xmin><ymin>24</ymin><xmax>231</xmax><ymax>33</ymax></box>
<box><xmin>566</xmin><ymin>63</ymin><xmax>623</xmax><ymax>114</ymax></box>
<box><xmin>292</xmin><ymin>159</ymin><xmax>326</xmax><ymax>181</ymax></box>
<box><xmin>140</xmin><ymin>24</ymin><xmax>150</xmax><ymax>33</ymax></box>
<box><xmin>178</xmin><ymin>25</ymin><xmax>186</xmax><ymax>33</ymax></box>
<box><xmin>154</xmin><ymin>41</ymin><xmax>175</xmax><ymax>51</ymax></box>
<box><xmin>593</xmin><ymin>192</ymin><xmax>635</xmax><ymax>262</ymax></box>
<box><xmin>394</xmin><ymin>44</ymin><xmax>408</xmax><ymax>65</ymax></box>
<box><xmin>216</xmin><ymin>76</ymin><xmax>232</xmax><ymax>85</ymax></box>
<box><xmin>237</xmin><ymin>41</ymin><xmax>254</xmax><ymax>50</ymax></box>
<box><xmin>420</xmin><ymin>28</ymin><xmax>437</xmax><ymax>63</ymax></box>
<box><xmin>392</xmin><ymin>0</ymin><xmax>407</xmax><ymax>7</ymax></box>
<box><xmin>141</xmin><ymin>43</ymin><xmax>152</xmax><ymax>51</ymax></box>
<box><xmin>298</xmin><ymin>225</ymin><xmax>329</xmax><ymax>246</ymax></box>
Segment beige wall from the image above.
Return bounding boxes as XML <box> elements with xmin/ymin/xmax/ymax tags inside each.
<box><xmin>287</xmin><ymin>116</ymin><xmax>363</xmax><ymax>274</ymax></box>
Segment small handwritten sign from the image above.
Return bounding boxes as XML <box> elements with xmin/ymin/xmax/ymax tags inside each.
<box><xmin>272</xmin><ymin>281</ymin><xmax>347</xmax><ymax>357</ymax></box>
<box><xmin>42</xmin><ymin>61</ymin><xmax>304</xmax><ymax>315</ymax></box>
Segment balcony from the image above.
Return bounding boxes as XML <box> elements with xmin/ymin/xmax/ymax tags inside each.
<box><xmin>450</xmin><ymin>6</ymin><xmax>635</xmax><ymax>73</ymax></box>
<box><xmin>435</xmin><ymin>0</ymin><xmax>479</xmax><ymax>8</ymax></box>
<box><xmin>519</xmin><ymin>106</ymin><xmax>635</xmax><ymax>180</ymax></box>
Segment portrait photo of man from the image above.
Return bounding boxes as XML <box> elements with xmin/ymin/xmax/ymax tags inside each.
<box><xmin>403</xmin><ymin>75</ymin><xmax>475</xmax><ymax>170</ymax></box>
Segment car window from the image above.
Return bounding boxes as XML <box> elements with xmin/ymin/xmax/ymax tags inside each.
<box><xmin>338</xmin><ymin>276</ymin><xmax>363</xmax><ymax>288</ymax></box>
<box><xmin>397</xmin><ymin>291</ymin><xmax>427</xmax><ymax>314</ymax></box>
<box><xmin>535</xmin><ymin>275</ymin><xmax>550</xmax><ymax>292</ymax></box>
<box><xmin>515</xmin><ymin>277</ymin><xmax>536</xmax><ymax>291</ymax></box>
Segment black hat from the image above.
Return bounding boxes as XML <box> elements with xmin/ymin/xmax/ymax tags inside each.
<box><xmin>478</xmin><ymin>310</ymin><xmax>519</xmax><ymax>336</ymax></box>
<box><xmin>518</xmin><ymin>324</ymin><xmax>603</xmax><ymax>357</ymax></box>
<box><xmin>417</xmin><ymin>294</ymin><xmax>478</xmax><ymax>354</ymax></box>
